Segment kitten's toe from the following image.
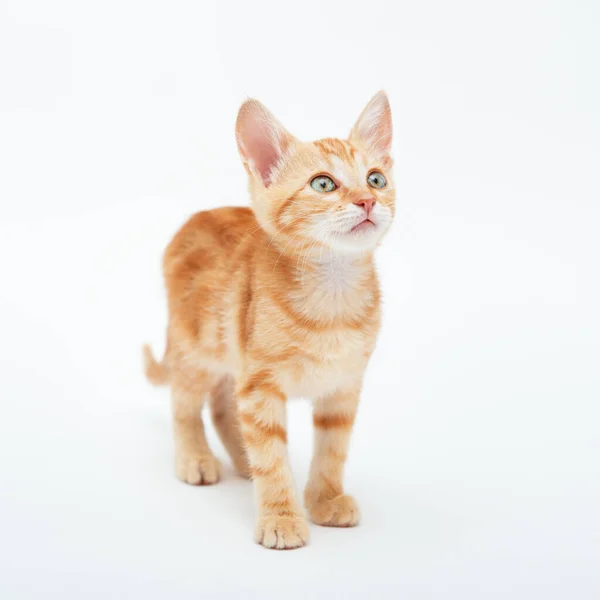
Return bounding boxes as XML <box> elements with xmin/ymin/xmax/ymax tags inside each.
<box><xmin>175</xmin><ymin>452</ymin><xmax>221</xmax><ymax>485</ymax></box>
<box><xmin>255</xmin><ymin>514</ymin><xmax>310</xmax><ymax>550</ymax></box>
<box><xmin>307</xmin><ymin>494</ymin><xmax>361</xmax><ymax>527</ymax></box>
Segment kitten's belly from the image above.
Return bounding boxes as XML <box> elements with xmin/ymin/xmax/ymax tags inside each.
<box><xmin>278</xmin><ymin>337</ymin><xmax>370</xmax><ymax>399</ymax></box>
<box><xmin>281</xmin><ymin>360</ymin><xmax>361</xmax><ymax>399</ymax></box>
<box><xmin>181</xmin><ymin>328</ymin><xmax>370</xmax><ymax>399</ymax></box>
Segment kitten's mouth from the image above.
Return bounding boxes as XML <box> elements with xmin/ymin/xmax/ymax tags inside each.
<box><xmin>350</xmin><ymin>219</ymin><xmax>376</xmax><ymax>233</ymax></box>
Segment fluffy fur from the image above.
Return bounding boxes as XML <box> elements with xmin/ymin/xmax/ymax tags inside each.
<box><xmin>144</xmin><ymin>91</ymin><xmax>395</xmax><ymax>549</ymax></box>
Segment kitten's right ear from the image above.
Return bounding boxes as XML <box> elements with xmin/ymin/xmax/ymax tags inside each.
<box><xmin>235</xmin><ymin>99</ymin><xmax>295</xmax><ymax>187</ymax></box>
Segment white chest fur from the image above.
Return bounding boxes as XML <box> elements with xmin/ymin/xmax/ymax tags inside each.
<box><xmin>278</xmin><ymin>256</ymin><xmax>379</xmax><ymax>399</ymax></box>
<box><xmin>290</xmin><ymin>255</ymin><xmax>375</xmax><ymax>322</ymax></box>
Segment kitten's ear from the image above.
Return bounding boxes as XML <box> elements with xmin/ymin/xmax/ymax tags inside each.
<box><xmin>236</xmin><ymin>99</ymin><xmax>296</xmax><ymax>186</ymax></box>
<box><xmin>349</xmin><ymin>91</ymin><xmax>393</xmax><ymax>158</ymax></box>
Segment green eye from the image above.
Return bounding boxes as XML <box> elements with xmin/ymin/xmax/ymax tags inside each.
<box><xmin>310</xmin><ymin>175</ymin><xmax>337</xmax><ymax>193</ymax></box>
<box><xmin>367</xmin><ymin>171</ymin><xmax>387</xmax><ymax>189</ymax></box>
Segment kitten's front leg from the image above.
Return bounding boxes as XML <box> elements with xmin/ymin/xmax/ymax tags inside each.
<box><xmin>304</xmin><ymin>386</ymin><xmax>361</xmax><ymax>527</ymax></box>
<box><xmin>237</xmin><ymin>371</ymin><xmax>309</xmax><ymax>549</ymax></box>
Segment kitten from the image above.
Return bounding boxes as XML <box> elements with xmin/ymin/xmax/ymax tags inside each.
<box><xmin>144</xmin><ymin>92</ymin><xmax>395</xmax><ymax>549</ymax></box>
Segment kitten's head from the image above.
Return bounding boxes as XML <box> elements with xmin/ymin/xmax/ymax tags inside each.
<box><xmin>236</xmin><ymin>92</ymin><xmax>395</xmax><ymax>255</ymax></box>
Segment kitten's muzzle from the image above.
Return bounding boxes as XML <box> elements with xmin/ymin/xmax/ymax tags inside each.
<box><xmin>353</xmin><ymin>197</ymin><xmax>376</xmax><ymax>218</ymax></box>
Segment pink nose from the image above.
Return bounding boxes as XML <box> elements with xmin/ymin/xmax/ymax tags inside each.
<box><xmin>354</xmin><ymin>197</ymin><xmax>376</xmax><ymax>217</ymax></box>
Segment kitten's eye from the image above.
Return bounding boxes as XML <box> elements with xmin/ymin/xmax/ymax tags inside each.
<box><xmin>310</xmin><ymin>175</ymin><xmax>337</xmax><ymax>193</ymax></box>
<box><xmin>367</xmin><ymin>171</ymin><xmax>387</xmax><ymax>189</ymax></box>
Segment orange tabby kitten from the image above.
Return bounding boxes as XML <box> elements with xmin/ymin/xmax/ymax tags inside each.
<box><xmin>144</xmin><ymin>91</ymin><xmax>395</xmax><ymax>549</ymax></box>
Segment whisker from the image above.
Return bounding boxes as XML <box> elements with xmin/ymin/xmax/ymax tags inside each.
<box><xmin>238</xmin><ymin>212</ymin><xmax>303</xmax><ymax>247</ymax></box>
<box><xmin>265</xmin><ymin>215</ymin><xmax>306</xmax><ymax>253</ymax></box>
<box><xmin>271</xmin><ymin>224</ymin><xmax>316</xmax><ymax>274</ymax></box>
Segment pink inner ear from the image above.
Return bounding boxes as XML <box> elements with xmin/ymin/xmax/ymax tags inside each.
<box><xmin>374</xmin><ymin>121</ymin><xmax>392</xmax><ymax>155</ymax></box>
<box><xmin>247</xmin><ymin>133</ymin><xmax>280</xmax><ymax>186</ymax></box>
<box><xmin>351</xmin><ymin>93</ymin><xmax>393</xmax><ymax>157</ymax></box>
<box><xmin>360</xmin><ymin>111</ymin><xmax>392</xmax><ymax>156</ymax></box>
<box><xmin>237</xmin><ymin>102</ymin><xmax>290</xmax><ymax>187</ymax></box>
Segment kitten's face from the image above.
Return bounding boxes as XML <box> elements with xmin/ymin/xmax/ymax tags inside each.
<box><xmin>236</xmin><ymin>92</ymin><xmax>395</xmax><ymax>256</ymax></box>
<box><xmin>262</xmin><ymin>139</ymin><xmax>394</xmax><ymax>254</ymax></box>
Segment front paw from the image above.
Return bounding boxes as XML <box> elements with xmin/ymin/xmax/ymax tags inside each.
<box><xmin>255</xmin><ymin>514</ymin><xmax>310</xmax><ymax>549</ymax></box>
<box><xmin>175</xmin><ymin>452</ymin><xmax>221</xmax><ymax>485</ymax></box>
<box><xmin>306</xmin><ymin>494</ymin><xmax>361</xmax><ymax>527</ymax></box>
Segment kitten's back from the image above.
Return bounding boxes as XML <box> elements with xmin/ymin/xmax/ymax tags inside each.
<box><xmin>161</xmin><ymin>206</ymin><xmax>260</xmax><ymax>343</ymax></box>
<box><xmin>163</xmin><ymin>206</ymin><xmax>257</xmax><ymax>288</ymax></box>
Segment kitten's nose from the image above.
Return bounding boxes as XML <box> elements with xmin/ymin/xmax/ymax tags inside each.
<box><xmin>354</xmin><ymin>197</ymin><xmax>376</xmax><ymax>217</ymax></box>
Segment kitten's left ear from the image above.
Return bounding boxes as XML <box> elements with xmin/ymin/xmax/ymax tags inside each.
<box><xmin>349</xmin><ymin>91</ymin><xmax>393</xmax><ymax>158</ymax></box>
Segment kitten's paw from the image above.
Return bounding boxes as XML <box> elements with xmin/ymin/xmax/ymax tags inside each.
<box><xmin>255</xmin><ymin>514</ymin><xmax>310</xmax><ymax>550</ymax></box>
<box><xmin>175</xmin><ymin>452</ymin><xmax>221</xmax><ymax>485</ymax></box>
<box><xmin>307</xmin><ymin>494</ymin><xmax>361</xmax><ymax>527</ymax></box>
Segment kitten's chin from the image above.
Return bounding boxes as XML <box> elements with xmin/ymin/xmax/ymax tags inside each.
<box><xmin>324</xmin><ymin>224</ymin><xmax>387</xmax><ymax>255</ymax></box>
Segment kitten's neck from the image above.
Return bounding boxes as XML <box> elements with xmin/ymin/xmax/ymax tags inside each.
<box><xmin>270</xmin><ymin>246</ymin><xmax>378</xmax><ymax>322</ymax></box>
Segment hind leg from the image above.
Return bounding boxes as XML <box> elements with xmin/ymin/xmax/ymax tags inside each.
<box><xmin>210</xmin><ymin>375</ymin><xmax>250</xmax><ymax>479</ymax></box>
<box><xmin>171</xmin><ymin>368</ymin><xmax>221</xmax><ymax>485</ymax></box>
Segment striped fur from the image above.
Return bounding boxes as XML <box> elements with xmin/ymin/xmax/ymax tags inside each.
<box><xmin>144</xmin><ymin>92</ymin><xmax>395</xmax><ymax>549</ymax></box>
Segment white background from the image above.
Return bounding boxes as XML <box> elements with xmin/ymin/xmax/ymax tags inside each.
<box><xmin>1</xmin><ymin>1</ymin><xmax>598</xmax><ymax>598</ymax></box>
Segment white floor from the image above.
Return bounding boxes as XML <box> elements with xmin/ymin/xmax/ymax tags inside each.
<box><xmin>1</xmin><ymin>1</ymin><xmax>599</xmax><ymax>597</ymax></box>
